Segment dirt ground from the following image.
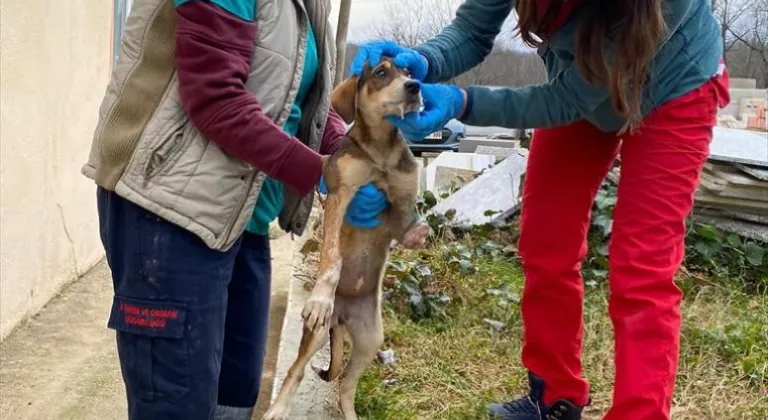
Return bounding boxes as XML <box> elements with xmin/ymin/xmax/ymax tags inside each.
<box><xmin>0</xmin><ymin>233</ymin><xmax>294</xmax><ymax>420</ymax></box>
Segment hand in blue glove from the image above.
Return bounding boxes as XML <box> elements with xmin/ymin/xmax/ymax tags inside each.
<box><xmin>386</xmin><ymin>83</ymin><xmax>467</xmax><ymax>141</ymax></box>
<box><xmin>349</xmin><ymin>40</ymin><xmax>429</xmax><ymax>81</ymax></box>
<box><xmin>318</xmin><ymin>176</ymin><xmax>389</xmax><ymax>229</ymax></box>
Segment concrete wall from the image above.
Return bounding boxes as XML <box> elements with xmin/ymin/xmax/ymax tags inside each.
<box><xmin>0</xmin><ymin>0</ymin><xmax>113</xmax><ymax>340</ymax></box>
<box><xmin>730</xmin><ymin>78</ymin><xmax>757</xmax><ymax>89</ymax></box>
<box><xmin>718</xmin><ymin>88</ymin><xmax>768</xmax><ymax>120</ymax></box>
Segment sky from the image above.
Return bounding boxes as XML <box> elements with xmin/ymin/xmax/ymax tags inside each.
<box><xmin>329</xmin><ymin>0</ymin><xmax>390</xmax><ymax>42</ymax></box>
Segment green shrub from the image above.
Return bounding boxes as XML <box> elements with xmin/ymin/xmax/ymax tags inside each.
<box><xmin>584</xmin><ymin>181</ymin><xmax>768</xmax><ymax>291</ymax></box>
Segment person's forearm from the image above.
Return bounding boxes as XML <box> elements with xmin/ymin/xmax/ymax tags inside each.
<box><xmin>460</xmin><ymin>59</ymin><xmax>613</xmax><ymax>129</ymax></box>
<box><xmin>320</xmin><ymin>108</ymin><xmax>347</xmax><ymax>155</ymax></box>
<box><xmin>175</xmin><ymin>2</ymin><xmax>321</xmax><ymax>195</ymax></box>
<box><xmin>414</xmin><ymin>0</ymin><xmax>513</xmax><ymax>83</ymax></box>
<box><xmin>461</xmin><ymin>84</ymin><xmax>582</xmax><ymax>129</ymax></box>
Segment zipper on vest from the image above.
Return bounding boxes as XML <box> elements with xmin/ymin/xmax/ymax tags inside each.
<box><xmin>284</xmin><ymin>6</ymin><xmax>328</xmax><ymax>233</ymax></box>
<box><xmin>218</xmin><ymin>171</ymin><xmax>257</xmax><ymax>249</ymax></box>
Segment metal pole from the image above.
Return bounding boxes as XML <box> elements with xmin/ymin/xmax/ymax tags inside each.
<box><xmin>334</xmin><ymin>0</ymin><xmax>352</xmax><ymax>87</ymax></box>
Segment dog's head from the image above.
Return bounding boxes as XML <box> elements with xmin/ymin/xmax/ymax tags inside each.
<box><xmin>331</xmin><ymin>58</ymin><xmax>422</xmax><ymax>126</ymax></box>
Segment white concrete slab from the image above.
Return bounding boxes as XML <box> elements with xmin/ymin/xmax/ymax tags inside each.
<box><xmin>431</xmin><ymin>150</ymin><xmax>528</xmax><ymax>226</ymax></box>
<box><xmin>424</xmin><ymin>152</ymin><xmax>494</xmax><ymax>192</ymax></box>
<box><xmin>734</xmin><ymin>163</ymin><xmax>768</xmax><ymax>181</ymax></box>
<box><xmin>458</xmin><ymin>137</ymin><xmax>520</xmax><ymax>153</ymax></box>
<box><xmin>709</xmin><ymin>127</ymin><xmax>768</xmax><ymax>167</ymax></box>
<box><xmin>474</xmin><ymin>145</ymin><xmax>517</xmax><ymax>162</ymax></box>
<box><xmin>434</xmin><ymin>166</ymin><xmax>478</xmax><ymax>193</ymax></box>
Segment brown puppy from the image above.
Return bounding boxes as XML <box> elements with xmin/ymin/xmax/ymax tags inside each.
<box><xmin>263</xmin><ymin>59</ymin><xmax>428</xmax><ymax>420</ymax></box>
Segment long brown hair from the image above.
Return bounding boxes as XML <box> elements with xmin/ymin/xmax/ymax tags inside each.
<box><xmin>516</xmin><ymin>0</ymin><xmax>667</xmax><ymax>131</ymax></box>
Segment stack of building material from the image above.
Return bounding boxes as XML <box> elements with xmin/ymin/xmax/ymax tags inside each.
<box><xmin>695</xmin><ymin>162</ymin><xmax>768</xmax><ymax>241</ymax></box>
<box><xmin>692</xmin><ymin>127</ymin><xmax>768</xmax><ymax>241</ymax></box>
<box><xmin>601</xmin><ymin>127</ymin><xmax>767</xmax><ymax>241</ymax></box>
<box><xmin>431</xmin><ymin>126</ymin><xmax>766</xmax><ymax>243</ymax></box>
<box><xmin>697</xmin><ymin>163</ymin><xmax>768</xmax><ymax>211</ymax></box>
<box><xmin>716</xmin><ymin>78</ymin><xmax>767</xmax><ymax>130</ymax></box>
<box><xmin>458</xmin><ymin>137</ymin><xmax>521</xmax><ymax>153</ymax></box>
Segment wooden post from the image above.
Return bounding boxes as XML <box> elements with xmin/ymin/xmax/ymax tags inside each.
<box><xmin>334</xmin><ymin>0</ymin><xmax>352</xmax><ymax>87</ymax></box>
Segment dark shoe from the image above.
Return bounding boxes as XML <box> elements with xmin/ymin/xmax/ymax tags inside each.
<box><xmin>487</xmin><ymin>373</ymin><xmax>584</xmax><ymax>420</ymax></box>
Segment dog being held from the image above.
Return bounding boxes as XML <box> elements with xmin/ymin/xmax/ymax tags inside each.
<box><xmin>263</xmin><ymin>59</ymin><xmax>429</xmax><ymax>420</ymax></box>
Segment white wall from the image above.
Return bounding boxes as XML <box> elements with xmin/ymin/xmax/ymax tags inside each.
<box><xmin>0</xmin><ymin>0</ymin><xmax>113</xmax><ymax>340</ymax></box>
<box><xmin>719</xmin><ymin>88</ymin><xmax>768</xmax><ymax>119</ymax></box>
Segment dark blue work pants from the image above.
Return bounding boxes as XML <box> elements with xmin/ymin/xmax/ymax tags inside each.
<box><xmin>97</xmin><ymin>188</ymin><xmax>270</xmax><ymax>420</ymax></box>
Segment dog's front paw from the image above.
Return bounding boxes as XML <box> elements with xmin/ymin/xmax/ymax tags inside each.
<box><xmin>302</xmin><ymin>294</ymin><xmax>334</xmax><ymax>331</ymax></box>
<box><xmin>400</xmin><ymin>223</ymin><xmax>429</xmax><ymax>249</ymax></box>
<box><xmin>262</xmin><ymin>406</ymin><xmax>289</xmax><ymax>420</ymax></box>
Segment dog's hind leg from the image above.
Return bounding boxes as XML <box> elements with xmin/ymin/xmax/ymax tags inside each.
<box><xmin>317</xmin><ymin>324</ymin><xmax>345</xmax><ymax>381</ymax></box>
<box><xmin>262</xmin><ymin>327</ymin><xmax>329</xmax><ymax>420</ymax></box>
<box><xmin>338</xmin><ymin>293</ymin><xmax>384</xmax><ymax>420</ymax></box>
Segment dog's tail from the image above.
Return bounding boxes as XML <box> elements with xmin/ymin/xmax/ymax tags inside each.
<box><xmin>314</xmin><ymin>326</ymin><xmax>345</xmax><ymax>382</ymax></box>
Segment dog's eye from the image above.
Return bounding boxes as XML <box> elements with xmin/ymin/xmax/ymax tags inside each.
<box><xmin>374</xmin><ymin>68</ymin><xmax>387</xmax><ymax>79</ymax></box>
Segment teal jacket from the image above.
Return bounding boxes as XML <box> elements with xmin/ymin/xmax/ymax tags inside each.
<box><xmin>414</xmin><ymin>0</ymin><xmax>723</xmax><ymax>132</ymax></box>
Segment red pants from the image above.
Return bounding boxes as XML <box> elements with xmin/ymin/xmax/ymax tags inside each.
<box><xmin>518</xmin><ymin>74</ymin><xmax>729</xmax><ymax>419</ymax></box>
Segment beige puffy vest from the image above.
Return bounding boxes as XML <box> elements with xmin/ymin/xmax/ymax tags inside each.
<box><xmin>82</xmin><ymin>0</ymin><xmax>335</xmax><ymax>251</ymax></box>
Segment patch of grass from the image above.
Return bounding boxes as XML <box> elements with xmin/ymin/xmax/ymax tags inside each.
<box><xmin>355</xmin><ymin>241</ymin><xmax>768</xmax><ymax>419</ymax></box>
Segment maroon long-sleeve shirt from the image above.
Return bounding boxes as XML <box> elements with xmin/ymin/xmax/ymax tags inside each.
<box><xmin>174</xmin><ymin>2</ymin><xmax>344</xmax><ymax>196</ymax></box>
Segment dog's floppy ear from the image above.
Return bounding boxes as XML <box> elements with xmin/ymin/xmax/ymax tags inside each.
<box><xmin>331</xmin><ymin>76</ymin><xmax>359</xmax><ymax>124</ymax></box>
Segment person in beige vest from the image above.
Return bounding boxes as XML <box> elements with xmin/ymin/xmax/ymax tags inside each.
<box><xmin>84</xmin><ymin>1</ymin><xmax>388</xmax><ymax>419</ymax></box>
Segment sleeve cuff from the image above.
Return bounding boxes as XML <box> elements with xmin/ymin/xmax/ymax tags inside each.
<box><xmin>458</xmin><ymin>86</ymin><xmax>475</xmax><ymax>123</ymax></box>
<box><xmin>273</xmin><ymin>142</ymin><xmax>323</xmax><ymax>196</ymax></box>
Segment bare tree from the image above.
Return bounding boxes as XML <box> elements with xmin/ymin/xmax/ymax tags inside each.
<box><xmin>711</xmin><ymin>0</ymin><xmax>768</xmax><ymax>86</ymax></box>
<box><xmin>711</xmin><ymin>0</ymin><xmax>754</xmax><ymax>61</ymax></box>
<box><xmin>453</xmin><ymin>48</ymin><xmax>546</xmax><ymax>88</ymax></box>
<box><xmin>371</xmin><ymin>0</ymin><xmax>459</xmax><ymax>47</ymax></box>
<box><xmin>365</xmin><ymin>0</ymin><xmax>546</xmax><ymax>87</ymax></box>
<box><xmin>728</xmin><ymin>0</ymin><xmax>768</xmax><ymax>65</ymax></box>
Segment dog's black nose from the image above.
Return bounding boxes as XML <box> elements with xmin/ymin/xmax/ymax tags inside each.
<box><xmin>404</xmin><ymin>81</ymin><xmax>420</xmax><ymax>95</ymax></box>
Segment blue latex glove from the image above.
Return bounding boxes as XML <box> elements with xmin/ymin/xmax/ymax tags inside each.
<box><xmin>318</xmin><ymin>176</ymin><xmax>389</xmax><ymax>229</ymax></box>
<box><xmin>386</xmin><ymin>83</ymin><xmax>466</xmax><ymax>141</ymax></box>
<box><xmin>349</xmin><ymin>40</ymin><xmax>429</xmax><ymax>81</ymax></box>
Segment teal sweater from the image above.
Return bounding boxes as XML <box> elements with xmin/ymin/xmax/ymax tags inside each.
<box><xmin>415</xmin><ymin>0</ymin><xmax>723</xmax><ymax>132</ymax></box>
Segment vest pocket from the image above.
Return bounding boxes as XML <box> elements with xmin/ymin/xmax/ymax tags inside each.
<box><xmin>142</xmin><ymin>122</ymin><xmax>191</xmax><ymax>185</ymax></box>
